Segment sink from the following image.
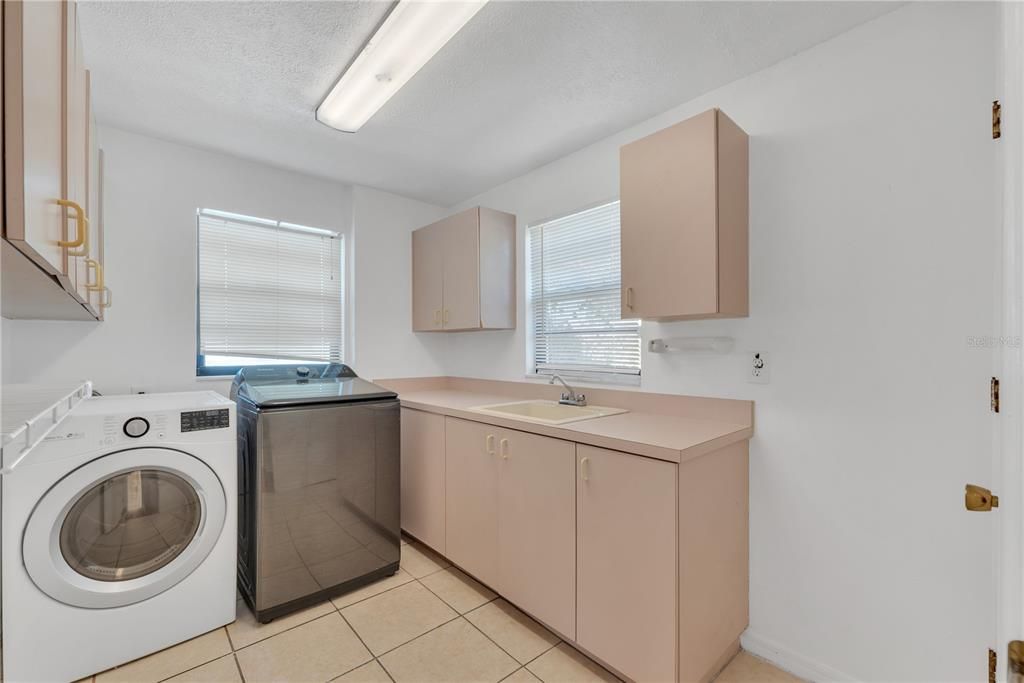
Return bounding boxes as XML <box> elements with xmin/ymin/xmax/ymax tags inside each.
<box><xmin>469</xmin><ymin>400</ymin><xmax>627</xmax><ymax>425</ymax></box>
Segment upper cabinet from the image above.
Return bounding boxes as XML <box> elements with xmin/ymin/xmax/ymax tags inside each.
<box><xmin>412</xmin><ymin>206</ymin><xmax>516</xmax><ymax>332</ymax></box>
<box><xmin>2</xmin><ymin>0</ymin><xmax>107</xmax><ymax>321</ymax></box>
<box><xmin>620</xmin><ymin>108</ymin><xmax>748</xmax><ymax>321</ymax></box>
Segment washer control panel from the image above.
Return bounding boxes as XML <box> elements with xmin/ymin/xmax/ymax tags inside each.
<box><xmin>181</xmin><ymin>408</ymin><xmax>230</xmax><ymax>433</ymax></box>
<box><xmin>123</xmin><ymin>417</ymin><xmax>150</xmax><ymax>438</ymax></box>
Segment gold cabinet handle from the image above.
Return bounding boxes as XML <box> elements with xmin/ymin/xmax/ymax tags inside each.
<box><xmin>499</xmin><ymin>438</ymin><xmax>509</xmax><ymax>460</ymax></box>
<box><xmin>625</xmin><ymin>287</ymin><xmax>634</xmax><ymax>310</ymax></box>
<box><xmin>486</xmin><ymin>434</ymin><xmax>495</xmax><ymax>455</ymax></box>
<box><xmin>434</xmin><ymin>309</ymin><xmax>441</xmax><ymax>326</ymax></box>
<box><xmin>56</xmin><ymin>199</ymin><xmax>88</xmax><ymax>251</ymax></box>
<box><xmin>580</xmin><ymin>456</ymin><xmax>590</xmax><ymax>481</ymax></box>
<box><xmin>443</xmin><ymin>309</ymin><xmax>449</xmax><ymax>325</ymax></box>
<box><xmin>85</xmin><ymin>259</ymin><xmax>104</xmax><ymax>291</ymax></box>
<box><xmin>102</xmin><ymin>287</ymin><xmax>112</xmax><ymax>309</ymax></box>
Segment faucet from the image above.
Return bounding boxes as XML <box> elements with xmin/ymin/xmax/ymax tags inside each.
<box><xmin>549</xmin><ymin>375</ymin><xmax>587</xmax><ymax>407</ymax></box>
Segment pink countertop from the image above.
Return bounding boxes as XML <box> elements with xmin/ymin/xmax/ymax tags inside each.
<box><xmin>395</xmin><ymin>387</ymin><xmax>753</xmax><ymax>464</ymax></box>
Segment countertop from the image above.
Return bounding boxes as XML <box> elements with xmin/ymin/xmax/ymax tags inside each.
<box><xmin>396</xmin><ymin>388</ymin><xmax>752</xmax><ymax>464</ymax></box>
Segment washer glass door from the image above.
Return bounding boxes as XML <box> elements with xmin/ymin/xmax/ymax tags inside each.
<box><xmin>60</xmin><ymin>469</ymin><xmax>202</xmax><ymax>582</ymax></box>
<box><xmin>23</xmin><ymin>448</ymin><xmax>227</xmax><ymax>609</ymax></box>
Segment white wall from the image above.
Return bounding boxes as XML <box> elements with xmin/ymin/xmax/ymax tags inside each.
<box><xmin>2</xmin><ymin>127</ymin><xmax>446</xmax><ymax>395</ymax></box>
<box><xmin>446</xmin><ymin>4</ymin><xmax>999</xmax><ymax>681</ymax></box>
<box><xmin>349</xmin><ymin>185</ymin><xmax>449</xmax><ymax>379</ymax></box>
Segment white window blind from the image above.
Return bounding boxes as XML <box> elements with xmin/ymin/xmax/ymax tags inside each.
<box><xmin>198</xmin><ymin>209</ymin><xmax>344</xmax><ymax>365</ymax></box>
<box><xmin>529</xmin><ymin>201</ymin><xmax>640</xmax><ymax>378</ymax></box>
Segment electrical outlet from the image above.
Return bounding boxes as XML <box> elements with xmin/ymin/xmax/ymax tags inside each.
<box><xmin>748</xmin><ymin>352</ymin><xmax>769</xmax><ymax>384</ymax></box>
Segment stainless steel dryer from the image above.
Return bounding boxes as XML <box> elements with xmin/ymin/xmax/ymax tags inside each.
<box><xmin>231</xmin><ymin>364</ymin><xmax>399</xmax><ymax>622</ymax></box>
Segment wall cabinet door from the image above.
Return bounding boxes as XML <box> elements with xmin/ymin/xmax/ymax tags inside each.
<box><xmin>4</xmin><ymin>0</ymin><xmax>68</xmax><ymax>277</ymax></box>
<box><xmin>441</xmin><ymin>208</ymin><xmax>481</xmax><ymax>331</ymax></box>
<box><xmin>399</xmin><ymin>409</ymin><xmax>446</xmax><ymax>553</ymax></box>
<box><xmin>64</xmin><ymin>1</ymin><xmax>90</xmax><ymax>304</ymax></box>
<box><xmin>497</xmin><ymin>429</ymin><xmax>576</xmax><ymax>638</ymax></box>
<box><xmin>577</xmin><ymin>445</ymin><xmax>677</xmax><ymax>683</ymax></box>
<box><xmin>620</xmin><ymin>108</ymin><xmax>748</xmax><ymax>321</ymax></box>
<box><xmin>412</xmin><ymin>223</ymin><xmax>444</xmax><ymax>331</ymax></box>
<box><xmin>444</xmin><ymin>417</ymin><xmax>500</xmax><ymax>588</ymax></box>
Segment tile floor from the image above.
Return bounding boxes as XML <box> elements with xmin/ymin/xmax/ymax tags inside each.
<box><xmin>76</xmin><ymin>537</ymin><xmax>801</xmax><ymax>683</ymax></box>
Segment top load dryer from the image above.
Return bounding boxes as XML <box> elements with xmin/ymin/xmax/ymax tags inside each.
<box><xmin>231</xmin><ymin>364</ymin><xmax>400</xmax><ymax>622</ymax></box>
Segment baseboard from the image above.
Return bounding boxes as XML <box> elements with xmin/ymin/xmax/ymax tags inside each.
<box><xmin>740</xmin><ymin>629</ymin><xmax>858</xmax><ymax>682</ymax></box>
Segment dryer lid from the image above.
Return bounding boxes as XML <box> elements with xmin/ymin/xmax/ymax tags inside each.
<box><xmin>232</xmin><ymin>364</ymin><xmax>396</xmax><ymax>408</ymax></box>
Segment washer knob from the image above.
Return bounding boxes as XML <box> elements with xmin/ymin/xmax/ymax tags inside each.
<box><xmin>123</xmin><ymin>417</ymin><xmax>150</xmax><ymax>438</ymax></box>
<box><xmin>296</xmin><ymin>366</ymin><xmax>311</xmax><ymax>378</ymax></box>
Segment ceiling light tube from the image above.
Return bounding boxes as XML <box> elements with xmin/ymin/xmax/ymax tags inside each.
<box><xmin>316</xmin><ymin>0</ymin><xmax>488</xmax><ymax>133</ymax></box>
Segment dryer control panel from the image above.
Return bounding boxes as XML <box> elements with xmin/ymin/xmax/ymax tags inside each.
<box><xmin>181</xmin><ymin>409</ymin><xmax>230</xmax><ymax>432</ymax></box>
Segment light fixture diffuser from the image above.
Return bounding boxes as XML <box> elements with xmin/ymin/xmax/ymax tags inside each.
<box><xmin>316</xmin><ymin>0</ymin><xmax>488</xmax><ymax>133</ymax></box>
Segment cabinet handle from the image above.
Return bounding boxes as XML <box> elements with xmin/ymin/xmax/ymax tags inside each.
<box><xmin>625</xmin><ymin>287</ymin><xmax>634</xmax><ymax>310</ymax></box>
<box><xmin>102</xmin><ymin>287</ymin><xmax>112</xmax><ymax>309</ymax></box>
<box><xmin>580</xmin><ymin>456</ymin><xmax>590</xmax><ymax>481</ymax></box>
<box><xmin>486</xmin><ymin>434</ymin><xmax>495</xmax><ymax>455</ymax></box>
<box><xmin>56</xmin><ymin>199</ymin><xmax>88</xmax><ymax>253</ymax></box>
<box><xmin>443</xmin><ymin>309</ymin><xmax>449</xmax><ymax>325</ymax></box>
<box><xmin>434</xmin><ymin>309</ymin><xmax>441</xmax><ymax>326</ymax></box>
<box><xmin>500</xmin><ymin>438</ymin><xmax>509</xmax><ymax>459</ymax></box>
<box><xmin>85</xmin><ymin>259</ymin><xmax>105</xmax><ymax>292</ymax></box>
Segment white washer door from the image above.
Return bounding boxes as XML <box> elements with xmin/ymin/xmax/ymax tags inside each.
<box><xmin>23</xmin><ymin>447</ymin><xmax>227</xmax><ymax>609</ymax></box>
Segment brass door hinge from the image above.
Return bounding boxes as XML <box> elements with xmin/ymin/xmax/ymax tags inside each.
<box><xmin>991</xmin><ymin>648</ymin><xmax>998</xmax><ymax>683</ymax></box>
<box><xmin>967</xmin><ymin>484</ymin><xmax>999</xmax><ymax>511</ymax></box>
<box><xmin>1010</xmin><ymin>641</ymin><xmax>1023</xmax><ymax>683</ymax></box>
<box><xmin>994</xmin><ymin>101</ymin><xmax>1002</xmax><ymax>139</ymax></box>
<box><xmin>992</xmin><ymin>377</ymin><xmax>1000</xmax><ymax>413</ymax></box>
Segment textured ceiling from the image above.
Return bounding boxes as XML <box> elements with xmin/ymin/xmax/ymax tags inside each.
<box><xmin>79</xmin><ymin>1</ymin><xmax>897</xmax><ymax>206</ymax></box>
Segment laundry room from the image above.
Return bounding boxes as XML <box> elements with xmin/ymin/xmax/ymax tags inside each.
<box><xmin>1</xmin><ymin>1</ymin><xmax>1022</xmax><ymax>682</ymax></box>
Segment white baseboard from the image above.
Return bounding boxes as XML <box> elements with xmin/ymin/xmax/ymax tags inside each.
<box><xmin>740</xmin><ymin>629</ymin><xmax>858</xmax><ymax>683</ymax></box>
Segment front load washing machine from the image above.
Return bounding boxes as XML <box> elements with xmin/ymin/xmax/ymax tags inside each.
<box><xmin>2</xmin><ymin>391</ymin><xmax>237</xmax><ymax>683</ymax></box>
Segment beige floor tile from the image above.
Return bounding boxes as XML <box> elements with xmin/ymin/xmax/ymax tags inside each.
<box><xmin>341</xmin><ymin>581</ymin><xmax>458</xmax><ymax>655</ymax></box>
<box><xmin>235</xmin><ymin>613</ymin><xmax>371</xmax><ymax>683</ymax></box>
<box><xmin>526</xmin><ymin>643</ymin><xmax>620</xmax><ymax>683</ymax></box>
<box><xmin>420</xmin><ymin>567</ymin><xmax>497</xmax><ymax>613</ymax></box>
<box><xmin>466</xmin><ymin>599</ymin><xmax>559</xmax><ymax>665</ymax></box>
<box><xmin>95</xmin><ymin>628</ymin><xmax>232</xmax><ymax>683</ymax></box>
<box><xmin>714</xmin><ymin>652</ymin><xmax>804</xmax><ymax>683</ymax></box>
<box><xmin>164</xmin><ymin>655</ymin><xmax>241</xmax><ymax>683</ymax></box>
<box><xmin>379</xmin><ymin>618</ymin><xmax>519</xmax><ymax>683</ymax></box>
<box><xmin>332</xmin><ymin>660</ymin><xmax>394</xmax><ymax>683</ymax></box>
<box><xmin>501</xmin><ymin>668</ymin><xmax>542</xmax><ymax>683</ymax></box>
<box><xmin>331</xmin><ymin>568</ymin><xmax>416</xmax><ymax>609</ymax></box>
<box><xmin>227</xmin><ymin>598</ymin><xmax>335</xmax><ymax>649</ymax></box>
<box><xmin>400</xmin><ymin>543</ymin><xmax>450</xmax><ymax>578</ymax></box>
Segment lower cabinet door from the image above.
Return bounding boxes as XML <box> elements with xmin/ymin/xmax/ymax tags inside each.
<box><xmin>497</xmin><ymin>429</ymin><xmax>576</xmax><ymax>638</ymax></box>
<box><xmin>400</xmin><ymin>408</ymin><xmax>446</xmax><ymax>552</ymax></box>
<box><xmin>577</xmin><ymin>445</ymin><xmax>678</xmax><ymax>682</ymax></box>
<box><xmin>445</xmin><ymin>417</ymin><xmax>500</xmax><ymax>587</ymax></box>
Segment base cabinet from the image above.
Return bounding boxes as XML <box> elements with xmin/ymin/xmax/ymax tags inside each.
<box><xmin>577</xmin><ymin>445</ymin><xmax>678</xmax><ymax>683</ymax></box>
<box><xmin>401</xmin><ymin>409</ymin><xmax>749</xmax><ymax>683</ymax></box>
<box><xmin>399</xmin><ymin>409</ymin><xmax>446</xmax><ymax>553</ymax></box>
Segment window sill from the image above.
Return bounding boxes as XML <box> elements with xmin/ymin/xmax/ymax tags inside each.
<box><xmin>525</xmin><ymin>372</ymin><xmax>642</xmax><ymax>388</ymax></box>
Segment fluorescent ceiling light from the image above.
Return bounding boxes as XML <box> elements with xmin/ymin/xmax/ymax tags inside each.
<box><xmin>316</xmin><ymin>0</ymin><xmax>488</xmax><ymax>133</ymax></box>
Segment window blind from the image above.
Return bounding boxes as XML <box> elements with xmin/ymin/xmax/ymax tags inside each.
<box><xmin>198</xmin><ymin>209</ymin><xmax>344</xmax><ymax>364</ymax></box>
<box><xmin>529</xmin><ymin>201</ymin><xmax>640</xmax><ymax>377</ymax></box>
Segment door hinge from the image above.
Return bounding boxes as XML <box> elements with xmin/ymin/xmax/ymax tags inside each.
<box><xmin>991</xmin><ymin>648</ymin><xmax>998</xmax><ymax>683</ymax></box>
<box><xmin>1010</xmin><ymin>641</ymin><xmax>1023</xmax><ymax>683</ymax></box>
<box><xmin>994</xmin><ymin>100</ymin><xmax>1002</xmax><ymax>140</ymax></box>
<box><xmin>992</xmin><ymin>377</ymin><xmax>1000</xmax><ymax>413</ymax></box>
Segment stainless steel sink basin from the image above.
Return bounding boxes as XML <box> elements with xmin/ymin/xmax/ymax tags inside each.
<box><xmin>469</xmin><ymin>400</ymin><xmax>627</xmax><ymax>425</ymax></box>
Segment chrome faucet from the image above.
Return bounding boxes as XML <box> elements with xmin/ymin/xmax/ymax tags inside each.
<box><xmin>549</xmin><ymin>375</ymin><xmax>587</xmax><ymax>407</ymax></box>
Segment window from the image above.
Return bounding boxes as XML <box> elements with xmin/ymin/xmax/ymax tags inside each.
<box><xmin>528</xmin><ymin>201</ymin><xmax>640</xmax><ymax>381</ymax></box>
<box><xmin>196</xmin><ymin>209</ymin><xmax>344</xmax><ymax>376</ymax></box>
